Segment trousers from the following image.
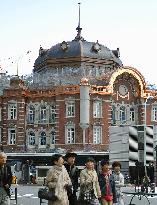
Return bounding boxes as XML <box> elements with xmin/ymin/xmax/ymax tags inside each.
<box><xmin>0</xmin><ymin>187</ymin><xmax>10</xmax><ymax>205</ymax></box>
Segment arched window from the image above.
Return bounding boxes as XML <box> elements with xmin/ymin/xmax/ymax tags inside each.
<box><xmin>28</xmin><ymin>106</ymin><xmax>35</xmax><ymax>123</ymax></box>
<box><xmin>120</xmin><ymin>106</ymin><xmax>126</xmax><ymax>122</ymax></box>
<box><xmin>28</xmin><ymin>131</ymin><xmax>35</xmax><ymax>146</ymax></box>
<box><xmin>40</xmin><ymin>131</ymin><xmax>46</xmax><ymax>145</ymax></box>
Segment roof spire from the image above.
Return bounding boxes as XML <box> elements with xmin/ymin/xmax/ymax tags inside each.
<box><xmin>75</xmin><ymin>2</ymin><xmax>84</xmax><ymax>41</ymax></box>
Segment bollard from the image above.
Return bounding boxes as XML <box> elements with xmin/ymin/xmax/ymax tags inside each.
<box><xmin>15</xmin><ymin>187</ymin><xmax>17</xmax><ymax>204</ymax></box>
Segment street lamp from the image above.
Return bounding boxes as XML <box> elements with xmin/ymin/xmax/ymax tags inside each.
<box><xmin>16</xmin><ymin>50</ymin><xmax>31</xmax><ymax>76</ymax></box>
<box><xmin>144</xmin><ymin>95</ymin><xmax>154</xmax><ymax>175</ymax></box>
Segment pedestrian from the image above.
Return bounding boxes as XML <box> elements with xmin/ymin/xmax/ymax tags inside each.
<box><xmin>112</xmin><ymin>161</ymin><xmax>124</xmax><ymax>205</ymax></box>
<box><xmin>98</xmin><ymin>160</ymin><xmax>117</xmax><ymax>205</ymax></box>
<box><xmin>22</xmin><ymin>160</ymin><xmax>30</xmax><ymax>184</ymax></box>
<box><xmin>147</xmin><ymin>161</ymin><xmax>154</xmax><ymax>184</ymax></box>
<box><xmin>0</xmin><ymin>152</ymin><xmax>12</xmax><ymax>205</ymax></box>
<box><xmin>79</xmin><ymin>157</ymin><xmax>101</xmax><ymax>205</ymax></box>
<box><xmin>45</xmin><ymin>154</ymin><xmax>72</xmax><ymax>205</ymax></box>
<box><xmin>64</xmin><ymin>152</ymin><xmax>79</xmax><ymax>205</ymax></box>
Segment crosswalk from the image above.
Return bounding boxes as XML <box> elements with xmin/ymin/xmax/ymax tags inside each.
<box><xmin>11</xmin><ymin>193</ymin><xmax>38</xmax><ymax>199</ymax></box>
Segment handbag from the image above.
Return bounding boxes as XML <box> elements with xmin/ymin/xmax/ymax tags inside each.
<box><xmin>38</xmin><ymin>187</ymin><xmax>58</xmax><ymax>201</ymax></box>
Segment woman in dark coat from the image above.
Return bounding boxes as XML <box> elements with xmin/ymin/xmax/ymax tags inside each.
<box><xmin>98</xmin><ymin>160</ymin><xmax>117</xmax><ymax>205</ymax></box>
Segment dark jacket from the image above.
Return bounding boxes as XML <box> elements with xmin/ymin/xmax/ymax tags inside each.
<box><xmin>98</xmin><ymin>172</ymin><xmax>117</xmax><ymax>203</ymax></box>
<box><xmin>64</xmin><ymin>163</ymin><xmax>79</xmax><ymax>191</ymax></box>
<box><xmin>0</xmin><ymin>164</ymin><xmax>12</xmax><ymax>196</ymax></box>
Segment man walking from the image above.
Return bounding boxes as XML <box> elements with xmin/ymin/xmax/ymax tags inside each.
<box><xmin>64</xmin><ymin>152</ymin><xmax>79</xmax><ymax>205</ymax></box>
<box><xmin>0</xmin><ymin>152</ymin><xmax>12</xmax><ymax>205</ymax></box>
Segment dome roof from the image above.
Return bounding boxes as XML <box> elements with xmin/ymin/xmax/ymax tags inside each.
<box><xmin>48</xmin><ymin>40</ymin><xmax>120</xmax><ymax>61</ymax></box>
<box><xmin>34</xmin><ymin>38</ymin><xmax>122</xmax><ymax>70</ymax></box>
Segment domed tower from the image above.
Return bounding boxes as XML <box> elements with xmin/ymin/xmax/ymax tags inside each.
<box><xmin>31</xmin><ymin>4</ymin><xmax>123</xmax><ymax>153</ymax></box>
<box><xmin>33</xmin><ymin>7</ymin><xmax>122</xmax><ymax>86</ymax></box>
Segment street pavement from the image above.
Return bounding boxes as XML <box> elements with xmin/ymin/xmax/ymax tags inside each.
<box><xmin>10</xmin><ymin>184</ymin><xmax>157</xmax><ymax>205</ymax></box>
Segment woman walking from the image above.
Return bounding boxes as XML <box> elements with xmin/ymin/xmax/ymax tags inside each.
<box><xmin>45</xmin><ymin>154</ymin><xmax>72</xmax><ymax>205</ymax></box>
<box><xmin>112</xmin><ymin>161</ymin><xmax>124</xmax><ymax>205</ymax></box>
<box><xmin>79</xmin><ymin>157</ymin><xmax>101</xmax><ymax>205</ymax></box>
<box><xmin>98</xmin><ymin>160</ymin><xmax>117</xmax><ymax>205</ymax></box>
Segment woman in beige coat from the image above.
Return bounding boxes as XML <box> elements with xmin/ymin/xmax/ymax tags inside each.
<box><xmin>79</xmin><ymin>157</ymin><xmax>101</xmax><ymax>205</ymax></box>
<box><xmin>45</xmin><ymin>154</ymin><xmax>72</xmax><ymax>205</ymax></box>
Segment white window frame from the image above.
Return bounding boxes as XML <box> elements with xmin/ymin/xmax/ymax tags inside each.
<box><xmin>93</xmin><ymin>101</ymin><xmax>102</xmax><ymax>118</ymax></box>
<box><xmin>152</xmin><ymin>106</ymin><xmax>157</xmax><ymax>121</ymax></box>
<box><xmin>39</xmin><ymin>131</ymin><xmax>46</xmax><ymax>146</ymax></box>
<box><xmin>28</xmin><ymin>106</ymin><xmax>35</xmax><ymax>123</ymax></box>
<box><xmin>40</xmin><ymin>106</ymin><xmax>47</xmax><ymax>122</ymax></box>
<box><xmin>50</xmin><ymin>107</ymin><xmax>56</xmax><ymax>123</ymax></box>
<box><xmin>66</xmin><ymin>102</ymin><xmax>75</xmax><ymax>117</ymax></box>
<box><xmin>8</xmin><ymin>104</ymin><xmax>17</xmax><ymax>120</ymax></box>
<box><xmin>119</xmin><ymin>106</ymin><xmax>126</xmax><ymax>122</ymax></box>
<box><xmin>130</xmin><ymin>107</ymin><xmax>135</xmax><ymax>122</ymax></box>
<box><xmin>65</xmin><ymin>125</ymin><xmax>75</xmax><ymax>144</ymax></box>
<box><xmin>28</xmin><ymin>131</ymin><xmax>35</xmax><ymax>146</ymax></box>
<box><xmin>93</xmin><ymin>126</ymin><xmax>102</xmax><ymax>144</ymax></box>
<box><xmin>8</xmin><ymin>128</ymin><xmax>16</xmax><ymax>145</ymax></box>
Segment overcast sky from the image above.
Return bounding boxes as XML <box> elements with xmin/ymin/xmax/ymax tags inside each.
<box><xmin>0</xmin><ymin>0</ymin><xmax>157</xmax><ymax>84</ymax></box>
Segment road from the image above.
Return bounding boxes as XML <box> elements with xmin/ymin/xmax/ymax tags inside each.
<box><xmin>10</xmin><ymin>184</ymin><xmax>157</xmax><ymax>205</ymax></box>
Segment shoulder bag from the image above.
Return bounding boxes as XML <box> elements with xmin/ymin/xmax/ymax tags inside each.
<box><xmin>38</xmin><ymin>187</ymin><xmax>58</xmax><ymax>201</ymax></box>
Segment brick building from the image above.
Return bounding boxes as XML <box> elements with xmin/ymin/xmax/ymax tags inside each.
<box><xmin>0</xmin><ymin>24</ymin><xmax>157</xmax><ymax>166</ymax></box>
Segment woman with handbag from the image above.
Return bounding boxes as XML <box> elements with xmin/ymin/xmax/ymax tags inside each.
<box><xmin>45</xmin><ymin>154</ymin><xmax>72</xmax><ymax>205</ymax></box>
<box><xmin>98</xmin><ymin>160</ymin><xmax>117</xmax><ymax>205</ymax></box>
<box><xmin>79</xmin><ymin>157</ymin><xmax>101</xmax><ymax>205</ymax></box>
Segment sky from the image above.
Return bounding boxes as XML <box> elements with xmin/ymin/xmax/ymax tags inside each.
<box><xmin>0</xmin><ymin>0</ymin><xmax>157</xmax><ymax>84</ymax></box>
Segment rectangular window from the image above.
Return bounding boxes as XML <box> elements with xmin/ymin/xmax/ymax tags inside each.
<box><xmin>66</xmin><ymin>102</ymin><xmax>75</xmax><ymax>117</ymax></box>
<box><xmin>66</xmin><ymin>126</ymin><xmax>75</xmax><ymax>144</ymax></box>
<box><xmin>130</xmin><ymin>108</ymin><xmax>135</xmax><ymax>122</ymax></box>
<box><xmin>40</xmin><ymin>107</ymin><xmax>47</xmax><ymax>122</ymax></box>
<box><xmin>152</xmin><ymin>107</ymin><xmax>157</xmax><ymax>121</ymax></box>
<box><xmin>50</xmin><ymin>108</ymin><xmax>56</xmax><ymax>123</ymax></box>
<box><xmin>28</xmin><ymin>109</ymin><xmax>35</xmax><ymax>123</ymax></box>
<box><xmin>50</xmin><ymin>131</ymin><xmax>55</xmax><ymax>144</ymax></box>
<box><xmin>93</xmin><ymin>101</ymin><xmax>102</xmax><ymax>118</ymax></box>
<box><xmin>93</xmin><ymin>126</ymin><xmax>101</xmax><ymax>144</ymax></box>
<box><xmin>120</xmin><ymin>106</ymin><xmax>126</xmax><ymax>122</ymax></box>
<box><xmin>8</xmin><ymin>129</ymin><xmax>16</xmax><ymax>145</ymax></box>
<box><xmin>8</xmin><ymin>104</ymin><xmax>17</xmax><ymax>120</ymax></box>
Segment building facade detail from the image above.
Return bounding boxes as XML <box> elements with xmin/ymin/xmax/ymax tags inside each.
<box><xmin>0</xmin><ymin>26</ymin><xmax>157</xmax><ymax>155</ymax></box>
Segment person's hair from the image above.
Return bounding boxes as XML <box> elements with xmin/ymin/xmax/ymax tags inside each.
<box><xmin>0</xmin><ymin>152</ymin><xmax>7</xmax><ymax>158</ymax></box>
<box><xmin>85</xmin><ymin>157</ymin><xmax>95</xmax><ymax>164</ymax></box>
<box><xmin>100</xmin><ymin>159</ymin><xmax>109</xmax><ymax>167</ymax></box>
<box><xmin>112</xmin><ymin>161</ymin><xmax>121</xmax><ymax>169</ymax></box>
<box><xmin>51</xmin><ymin>154</ymin><xmax>63</xmax><ymax>165</ymax></box>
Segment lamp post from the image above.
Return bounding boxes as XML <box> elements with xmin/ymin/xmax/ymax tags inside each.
<box><xmin>144</xmin><ymin>95</ymin><xmax>154</xmax><ymax>175</ymax></box>
<box><xmin>16</xmin><ymin>50</ymin><xmax>31</xmax><ymax>76</ymax></box>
